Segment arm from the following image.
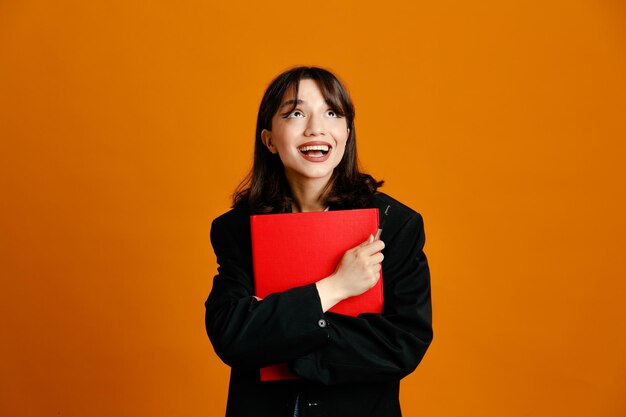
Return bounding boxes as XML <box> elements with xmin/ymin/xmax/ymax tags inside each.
<box><xmin>288</xmin><ymin>212</ymin><xmax>433</xmax><ymax>385</ymax></box>
<box><xmin>204</xmin><ymin>214</ymin><xmax>332</xmax><ymax>369</ymax></box>
<box><xmin>316</xmin><ymin>234</ymin><xmax>385</xmax><ymax>312</ymax></box>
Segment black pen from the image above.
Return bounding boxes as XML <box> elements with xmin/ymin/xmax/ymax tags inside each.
<box><xmin>374</xmin><ymin>205</ymin><xmax>390</xmax><ymax>240</ymax></box>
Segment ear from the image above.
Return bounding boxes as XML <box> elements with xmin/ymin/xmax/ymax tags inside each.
<box><xmin>261</xmin><ymin>129</ymin><xmax>278</xmax><ymax>154</ymax></box>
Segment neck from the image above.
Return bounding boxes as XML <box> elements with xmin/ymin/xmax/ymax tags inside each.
<box><xmin>285</xmin><ymin>173</ymin><xmax>331</xmax><ymax>213</ymax></box>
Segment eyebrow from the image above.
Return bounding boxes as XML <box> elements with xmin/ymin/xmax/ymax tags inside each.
<box><xmin>279</xmin><ymin>99</ymin><xmax>303</xmax><ymax>109</ymax></box>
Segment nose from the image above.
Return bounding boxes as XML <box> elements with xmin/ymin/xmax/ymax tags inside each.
<box><xmin>304</xmin><ymin>113</ymin><xmax>326</xmax><ymax>136</ymax></box>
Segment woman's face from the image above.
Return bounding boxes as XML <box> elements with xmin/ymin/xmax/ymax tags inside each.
<box><xmin>262</xmin><ymin>79</ymin><xmax>349</xmax><ymax>188</ymax></box>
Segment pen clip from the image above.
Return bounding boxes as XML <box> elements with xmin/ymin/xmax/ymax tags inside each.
<box><xmin>375</xmin><ymin>205</ymin><xmax>391</xmax><ymax>240</ymax></box>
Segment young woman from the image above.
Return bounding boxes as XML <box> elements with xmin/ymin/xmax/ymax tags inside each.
<box><xmin>205</xmin><ymin>66</ymin><xmax>432</xmax><ymax>417</ymax></box>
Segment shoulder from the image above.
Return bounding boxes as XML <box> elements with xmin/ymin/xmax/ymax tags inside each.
<box><xmin>212</xmin><ymin>206</ymin><xmax>250</xmax><ymax>230</ymax></box>
<box><xmin>368</xmin><ymin>192</ymin><xmax>425</xmax><ymax>242</ymax></box>
<box><xmin>210</xmin><ymin>206</ymin><xmax>252</xmax><ymax>253</ymax></box>
<box><xmin>369</xmin><ymin>192</ymin><xmax>423</xmax><ymax>225</ymax></box>
<box><xmin>370</xmin><ymin>192</ymin><xmax>418</xmax><ymax>217</ymax></box>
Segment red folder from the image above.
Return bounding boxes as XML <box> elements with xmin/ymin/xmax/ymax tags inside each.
<box><xmin>250</xmin><ymin>208</ymin><xmax>383</xmax><ymax>381</ymax></box>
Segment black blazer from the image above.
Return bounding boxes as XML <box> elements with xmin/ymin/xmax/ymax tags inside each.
<box><xmin>205</xmin><ymin>192</ymin><xmax>433</xmax><ymax>417</ymax></box>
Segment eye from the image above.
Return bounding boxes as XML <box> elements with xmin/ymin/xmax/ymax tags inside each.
<box><xmin>326</xmin><ymin>110</ymin><xmax>341</xmax><ymax>118</ymax></box>
<box><xmin>286</xmin><ymin>110</ymin><xmax>305</xmax><ymax>118</ymax></box>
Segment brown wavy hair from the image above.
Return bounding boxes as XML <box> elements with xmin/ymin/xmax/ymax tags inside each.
<box><xmin>233</xmin><ymin>66</ymin><xmax>382</xmax><ymax>213</ymax></box>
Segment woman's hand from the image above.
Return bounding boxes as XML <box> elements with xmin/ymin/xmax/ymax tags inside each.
<box><xmin>316</xmin><ymin>235</ymin><xmax>385</xmax><ymax>312</ymax></box>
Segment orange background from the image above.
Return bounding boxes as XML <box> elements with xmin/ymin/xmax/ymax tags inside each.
<box><xmin>1</xmin><ymin>1</ymin><xmax>625</xmax><ymax>416</ymax></box>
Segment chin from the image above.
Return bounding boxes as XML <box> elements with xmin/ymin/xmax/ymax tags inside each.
<box><xmin>285</xmin><ymin>166</ymin><xmax>333</xmax><ymax>183</ymax></box>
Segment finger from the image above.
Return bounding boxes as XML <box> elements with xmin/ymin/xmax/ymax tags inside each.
<box><xmin>371</xmin><ymin>252</ymin><xmax>384</xmax><ymax>265</ymax></box>
<box><xmin>360</xmin><ymin>234</ymin><xmax>374</xmax><ymax>246</ymax></box>
<box><xmin>360</xmin><ymin>239</ymin><xmax>385</xmax><ymax>256</ymax></box>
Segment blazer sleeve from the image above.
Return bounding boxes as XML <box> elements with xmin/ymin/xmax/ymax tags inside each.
<box><xmin>288</xmin><ymin>211</ymin><xmax>433</xmax><ymax>385</ymax></box>
<box><xmin>204</xmin><ymin>214</ymin><xmax>332</xmax><ymax>369</ymax></box>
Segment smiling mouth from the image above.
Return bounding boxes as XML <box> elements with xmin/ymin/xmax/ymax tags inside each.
<box><xmin>298</xmin><ymin>145</ymin><xmax>330</xmax><ymax>158</ymax></box>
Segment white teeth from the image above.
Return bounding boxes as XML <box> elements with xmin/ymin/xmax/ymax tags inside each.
<box><xmin>299</xmin><ymin>145</ymin><xmax>330</xmax><ymax>152</ymax></box>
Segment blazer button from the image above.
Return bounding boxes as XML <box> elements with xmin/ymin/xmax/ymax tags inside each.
<box><xmin>317</xmin><ymin>319</ymin><xmax>327</xmax><ymax>328</ymax></box>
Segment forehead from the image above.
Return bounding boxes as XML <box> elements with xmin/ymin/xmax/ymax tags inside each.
<box><xmin>278</xmin><ymin>78</ymin><xmax>347</xmax><ymax>116</ymax></box>
<box><xmin>280</xmin><ymin>79</ymin><xmax>324</xmax><ymax>104</ymax></box>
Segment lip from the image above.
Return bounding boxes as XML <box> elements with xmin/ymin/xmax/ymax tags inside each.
<box><xmin>297</xmin><ymin>141</ymin><xmax>333</xmax><ymax>163</ymax></box>
<box><xmin>298</xmin><ymin>141</ymin><xmax>332</xmax><ymax>148</ymax></box>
